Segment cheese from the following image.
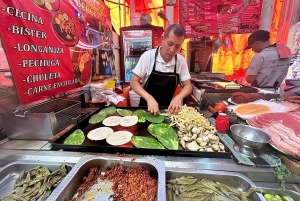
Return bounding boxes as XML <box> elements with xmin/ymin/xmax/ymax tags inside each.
<box><xmin>216</xmin><ymin>81</ymin><xmax>241</xmax><ymax>89</ymax></box>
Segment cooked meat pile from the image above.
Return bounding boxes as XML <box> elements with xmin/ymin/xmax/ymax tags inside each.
<box><xmin>69</xmin><ymin>165</ymin><xmax>157</xmax><ymax>201</ymax></box>
<box><xmin>69</xmin><ymin>166</ymin><xmax>101</xmax><ymax>201</ymax></box>
<box><xmin>101</xmin><ymin>165</ymin><xmax>157</xmax><ymax>201</ymax></box>
<box><xmin>231</xmin><ymin>92</ymin><xmax>265</xmax><ymax>104</ymax></box>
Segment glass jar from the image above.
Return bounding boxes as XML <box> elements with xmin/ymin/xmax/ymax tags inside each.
<box><xmin>215</xmin><ymin>113</ymin><xmax>229</xmax><ymax>134</ymax></box>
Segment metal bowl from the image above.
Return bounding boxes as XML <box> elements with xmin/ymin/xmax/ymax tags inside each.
<box><xmin>230</xmin><ymin>124</ymin><xmax>270</xmax><ymax>158</ymax></box>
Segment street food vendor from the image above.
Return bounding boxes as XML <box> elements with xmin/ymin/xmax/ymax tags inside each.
<box><xmin>130</xmin><ymin>24</ymin><xmax>192</xmax><ymax>115</ymax></box>
<box><xmin>245</xmin><ymin>30</ymin><xmax>290</xmax><ymax>93</ymax></box>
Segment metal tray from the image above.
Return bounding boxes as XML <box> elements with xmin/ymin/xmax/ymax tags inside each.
<box><xmin>48</xmin><ymin>155</ymin><xmax>166</xmax><ymax>201</ymax></box>
<box><xmin>51</xmin><ymin>107</ymin><xmax>232</xmax><ymax>158</ymax></box>
<box><xmin>260</xmin><ymin>188</ymin><xmax>300</xmax><ymax>200</ymax></box>
<box><xmin>165</xmin><ymin>168</ymin><xmax>265</xmax><ymax>201</ymax></box>
<box><xmin>0</xmin><ymin>161</ymin><xmax>74</xmax><ymax>200</ymax></box>
<box><xmin>192</xmin><ymin>81</ymin><xmax>258</xmax><ymax>93</ymax></box>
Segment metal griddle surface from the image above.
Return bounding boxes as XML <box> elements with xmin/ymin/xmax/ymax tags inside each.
<box><xmin>51</xmin><ymin>107</ymin><xmax>232</xmax><ymax>158</ymax></box>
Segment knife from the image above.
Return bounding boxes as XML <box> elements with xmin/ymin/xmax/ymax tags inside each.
<box><xmin>190</xmin><ymin>95</ymin><xmax>219</xmax><ymax>119</ymax></box>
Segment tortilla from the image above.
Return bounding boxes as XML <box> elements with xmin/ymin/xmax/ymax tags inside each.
<box><xmin>235</xmin><ymin>103</ymin><xmax>270</xmax><ymax>115</ymax></box>
<box><xmin>87</xmin><ymin>127</ymin><xmax>114</xmax><ymax>141</ymax></box>
<box><xmin>106</xmin><ymin>131</ymin><xmax>133</xmax><ymax>146</ymax></box>
<box><xmin>102</xmin><ymin>116</ymin><xmax>122</xmax><ymax>127</ymax></box>
<box><xmin>120</xmin><ymin>116</ymin><xmax>138</xmax><ymax>127</ymax></box>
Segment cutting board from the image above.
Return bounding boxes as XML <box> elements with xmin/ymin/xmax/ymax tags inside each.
<box><xmin>215</xmin><ymin>81</ymin><xmax>241</xmax><ymax>89</ymax></box>
<box><xmin>281</xmin><ymin>155</ymin><xmax>300</xmax><ymax>176</ymax></box>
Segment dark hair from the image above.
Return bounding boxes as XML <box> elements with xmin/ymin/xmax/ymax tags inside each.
<box><xmin>163</xmin><ymin>24</ymin><xmax>186</xmax><ymax>39</ymax></box>
<box><xmin>258</xmin><ymin>30</ymin><xmax>270</xmax><ymax>42</ymax></box>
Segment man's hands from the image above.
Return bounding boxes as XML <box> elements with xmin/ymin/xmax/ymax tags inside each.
<box><xmin>168</xmin><ymin>96</ymin><xmax>182</xmax><ymax>115</ymax></box>
<box><xmin>146</xmin><ymin>96</ymin><xmax>159</xmax><ymax>116</ymax></box>
<box><xmin>146</xmin><ymin>96</ymin><xmax>182</xmax><ymax>116</ymax></box>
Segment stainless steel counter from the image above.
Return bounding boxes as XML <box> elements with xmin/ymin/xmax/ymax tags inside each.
<box><xmin>0</xmin><ymin>144</ymin><xmax>300</xmax><ymax>186</ymax></box>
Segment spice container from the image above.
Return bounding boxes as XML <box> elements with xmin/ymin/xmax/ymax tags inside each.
<box><xmin>214</xmin><ymin>101</ymin><xmax>228</xmax><ymax>112</ymax></box>
<box><xmin>216</xmin><ymin>113</ymin><xmax>229</xmax><ymax>134</ymax></box>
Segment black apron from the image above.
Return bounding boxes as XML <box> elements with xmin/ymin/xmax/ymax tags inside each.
<box><xmin>139</xmin><ymin>47</ymin><xmax>180</xmax><ymax>107</ymax></box>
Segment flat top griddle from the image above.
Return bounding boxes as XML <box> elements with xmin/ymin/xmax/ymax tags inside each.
<box><xmin>191</xmin><ymin>80</ymin><xmax>258</xmax><ymax>93</ymax></box>
<box><xmin>51</xmin><ymin>107</ymin><xmax>232</xmax><ymax>158</ymax></box>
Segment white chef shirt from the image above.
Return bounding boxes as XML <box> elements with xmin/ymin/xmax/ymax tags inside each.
<box><xmin>246</xmin><ymin>46</ymin><xmax>290</xmax><ymax>88</ymax></box>
<box><xmin>132</xmin><ymin>47</ymin><xmax>191</xmax><ymax>86</ymax></box>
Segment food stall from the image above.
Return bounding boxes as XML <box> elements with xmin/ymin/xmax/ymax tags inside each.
<box><xmin>0</xmin><ymin>0</ymin><xmax>300</xmax><ymax>201</ymax></box>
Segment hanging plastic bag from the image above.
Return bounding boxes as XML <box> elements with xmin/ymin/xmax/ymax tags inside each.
<box><xmin>212</xmin><ymin>36</ymin><xmax>223</xmax><ymax>53</ymax></box>
<box><xmin>222</xmin><ymin>35</ymin><xmax>233</xmax><ymax>51</ymax></box>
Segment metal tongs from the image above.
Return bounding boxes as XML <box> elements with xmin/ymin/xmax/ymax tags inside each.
<box><xmin>273</xmin><ymin>81</ymin><xmax>280</xmax><ymax>93</ymax></box>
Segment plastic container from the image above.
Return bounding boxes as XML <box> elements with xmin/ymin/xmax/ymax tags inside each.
<box><xmin>214</xmin><ymin>101</ymin><xmax>228</xmax><ymax>112</ymax></box>
<box><xmin>216</xmin><ymin>113</ymin><xmax>229</xmax><ymax>134</ymax></box>
<box><xmin>104</xmin><ymin>80</ymin><xmax>115</xmax><ymax>90</ymax></box>
<box><xmin>115</xmin><ymin>79</ymin><xmax>122</xmax><ymax>90</ymax></box>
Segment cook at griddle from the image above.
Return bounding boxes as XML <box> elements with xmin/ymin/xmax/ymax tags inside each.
<box><xmin>130</xmin><ymin>24</ymin><xmax>192</xmax><ymax>116</ymax></box>
<box><xmin>244</xmin><ymin>30</ymin><xmax>290</xmax><ymax>93</ymax></box>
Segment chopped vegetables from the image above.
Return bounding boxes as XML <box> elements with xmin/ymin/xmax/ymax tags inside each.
<box><xmin>170</xmin><ymin>105</ymin><xmax>211</xmax><ymax>132</ymax></box>
<box><xmin>167</xmin><ymin>175</ymin><xmax>257</xmax><ymax>200</ymax></box>
<box><xmin>170</xmin><ymin>105</ymin><xmax>225</xmax><ymax>152</ymax></box>
<box><xmin>264</xmin><ymin>193</ymin><xmax>294</xmax><ymax>201</ymax></box>
<box><xmin>274</xmin><ymin>164</ymin><xmax>292</xmax><ymax>188</ymax></box>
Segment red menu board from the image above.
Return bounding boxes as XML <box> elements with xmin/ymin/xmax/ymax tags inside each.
<box><xmin>0</xmin><ymin>0</ymin><xmax>112</xmax><ymax>105</ymax></box>
<box><xmin>179</xmin><ymin>0</ymin><xmax>263</xmax><ymax>38</ymax></box>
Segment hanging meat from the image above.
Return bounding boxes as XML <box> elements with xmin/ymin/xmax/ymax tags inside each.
<box><xmin>196</xmin><ymin>45</ymin><xmax>212</xmax><ymax>72</ymax></box>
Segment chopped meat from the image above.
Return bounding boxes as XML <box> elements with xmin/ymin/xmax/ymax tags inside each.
<box><xmin>232</xmin><ymin>92</ymin><xmax>251</xmax><ymax>104</ymax></box>
<box><xmin>101</xmin><ymin>165</ymin><xmax>157</xmax><ymax>201</ymax></box>
<box><xmin>249</xmin><ymin>93</ymin><xmax>265</xmax><ymax>102</ymax></box>
<box><xmin>231</xmin><ymin>92</ymin><xmax>265</xmax><ymax>104</ymax></box>
<box><xmin>116</xmin><ymin>152</ymin><xmax>125</xmax><ymax>157</ymax></box>
<box><xmin>69</xmin><ymin>165</ymin><xmax>157</xmax><ymax>201</ymax></box>
<box><xmin>69</xmin><ymin>166</ymin><xmax>101</xmax><ymax>201</ymax></box>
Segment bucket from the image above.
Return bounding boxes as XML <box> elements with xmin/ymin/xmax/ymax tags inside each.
<box><xmin>129</xmin><ymin>90</ymin><xmax>140</xmax><ymax>106</ymax></box>
<box><xmin>104</xmin><ymin>80</ymin><xmax>115</xmax><ymax>90</ymax></box>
